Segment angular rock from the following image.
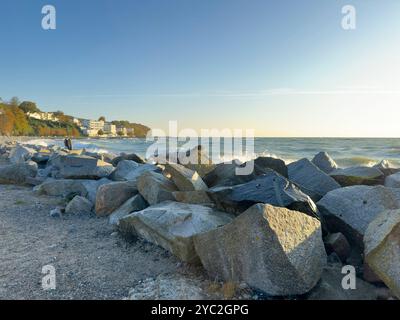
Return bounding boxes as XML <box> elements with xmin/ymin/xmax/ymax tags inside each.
<box><xmin>80</xmin><ymin>178</ymin><xmax>112</xmax><ymax>203</ymax></box>
<box><xmin>317</xmin><ymin>185</ymin><xmax>400</xmax><ymax>249</ymax></box>
<box><xmin>203</xmin><ymin>162</ymin><xmax>258</xmax><ymax>188</ymax></box>
<box><xmin>308</xmin><ymin>263</ymin><xmax>378</xmax><ymax>300</ymax></box>
<box><xmin>288</xmin><ymin>158</ymin><xmax>341</xmax><ymax>201</ymax></box>
<box><xmin>324</xmin><ymin>232</ymin><xmax>351</xmax><ymax>262</ymax></box>
<box><xmin>119</xmin><ymin>201</ymin><xmax>234</xmax><ymax>263</ymax></box>
<box><xmin>179</xmin><ymin>146</ymin><xmax>216</xmax><ymax>177</ymax></box>
<box><xmin>364</xmin><ymin>209</ymin><xmax>400</xmax><ymax>299</ymax></box>
<box><xmin>111</xmin><ymin>153</ymin><xmax>145</xmax><ymax>166</ymax></box>
<box><xmin>8</xmin><ymin>145</ymin><xmax>35</xmax><ymax>164</ymax></box>
<box><xmin>95</xmin><ymin>181</ymin><xmax>138</xmax><ymax>216</ymax></box>
<box><xmin>109</xmin><ymin>194</ymin><xmax>148</xmax><ymax>226</ymax></box>
<box><xmin>165</xmin><ymin>163</ymin><xmax>208</xmax><ymax>191</ymax></box>
<box><xmin>193</xmin><ymin>204</ymin><xmax>326</xmax><ymax>296</ymax></box>
<box><xmin>330</xmin><ymin>166</ymin><xmax>384</xmax><ymax>186</ymax></box>
<box><xmin>385</xmin><ymin>172</ymin><xmax>400</xmax><ymax>188</ymax></box>
<box><xmin>110</xmin><ymin>160</ymin><xmax>160</xmax><ymax>182</ymax></box>
<box><xmin>0</xmin><ymin>161</ymin><xmax>38</xmax><ymax>185</ymax></box>
<box><xmin>34</xmin><ymin>178</ymin><xmax>91</xmax><ymax>198</ymax></box>
<box><xmin>253</xmin><ymin>156</ymin><xmax>288</xmax><ymax>177</ymax></box>
<box><xmin>312</xmin><ymin>152</ymin><xmax>338</xmax><ymax>174</ymax></box>
<box><xmin>374</xmin><ymin>160</ymin><xmax>400</xmax><ymax>177</ymax></box>
<box><xmin>65</xmin><ymin>195</ymin><xmax>93</xmax><ymax>214</ymax></box>
<box><xmin>172</xmin><ymin>191</ymin><xmax>213</xmax><ymax>205</ymax></box>
<box><xmin>207</xmin><ymin>170</ymin><xmax>318</xmax><ymax>218</ymax></box>
<box><xmin>51</xmin><ymin>154</ymin><xmax>114</xmax><ymax>179</ymax></box>
<box><xmin>137</xmin><ymin>171</ymin><xmax>178</xmax><ymax>205</ymax></box>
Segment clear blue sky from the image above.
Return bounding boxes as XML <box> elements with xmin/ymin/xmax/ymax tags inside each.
<box><xmin>1</xmin><ymin>0</ymin><xmax>400</xmax><ymax>137</ymax></box>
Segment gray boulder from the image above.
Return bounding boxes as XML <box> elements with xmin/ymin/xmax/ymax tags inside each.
<box><xmin>324</xmin><ymin>232</ymin><xmax>351</xmax><ymax>262</ymax></box>
<box><xmin>172</xmin><ymin>191</ymin><xmax>213</xmax><ymax>205</ymax></box>
<box><xmin>51</xmin><ymin>154</ymin><xmax>114</xmax><ymax>179</ymax></box>
<box><xmin>0</xmin><ymin>161</ymin><xmax>38</xmax><ymax>185</ymax></box>
<box><xmin>109</xmin><ymin>194</ymin><xmax>148</xmax><ymax>226</ymax></box>
<box><xmin>110</xmin><ymin>160</ymin><xmax>160</xmax><ymax>182</ymax></box>
<box><xmin>193</xmin><ymin>204</ymin><xmax>326</xmax><ymax>296</ymax></box>
<box><xmin>111</xmin><ymin>153</ymin><xmax>145</xmax><ymax>166</ymax></box>
<box><xmin>373</xmin><ymin>160</ymin><xmax>400</xmax><ymax>176</ymax></box>
<box><xmin>8</xmin><ymin>145</ymin><xmax>35</xmax><ymax>164</ymax></box>
<box><xmin>253</xmin><ymin>156</ymin><xmax>288</xmax><ymax>177</ymax></box>
<box><xmin>312</xmin><ymin>152</ymin><xmax>338</xmax><ymax>174</ymax></box>
<box><xmin>207</xmin><ymin>170</ymin><xmax>318</xmax><ymax>218</ymax></box>
<box><xmin>95</xmin><ymin>181</ymin><xmax>138</xmax><ymax>216</ymax></box>
<box><xmin>164</xmin><ymin>163</ymin><xmax>208</xmax><ymax>191</ymax></box>
<box><xmin>317</xmin><ymin>185</ymin><xmax>400</xmax><ymax>249</ymax></box>
<box><xmin>288</xmin><ymin>158</ymin><xmax>341</xmax><ymax>201</ymax></box>
<box><xmin>364</xmin><ymin>209</ymin><xmax>400</xmax><ymax>299</ymax></box>
<box><xmin>119</xmin><ymin>201</ymin><xmax>234</xmax><ymax>263</ymax></box>
<box><xmin>65</xmin><ymin>195</ymin><xmax>93</xmax><ymax>214</ymax></box>
<box><xmin>137</xmin><ymin>171</ymin><xmax>178</xmax><ymax>205</ymax></box>
<box><xmin>384</xmin><ymin>172</ymin><xmax>400</xmax><ymax>188</ymax></box>
<box><xmin>203</xmin><ymin>162</ymin><xmax>258</xmax><ymax>188</ymax></box>
<box><xmin>330</xmin><ymin>166</ymin><xmax>384</xmax><ymax>186</ymax></box>
<box><xmin>80</xmin><ymin>178</ymin><xmax>112</xmax><ymax>203</ymax></box>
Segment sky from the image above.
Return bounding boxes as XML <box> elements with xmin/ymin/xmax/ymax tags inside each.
<box><xmin>0</xmin><ymin>0</ymin><xmax>400</xmax><ymax>137</ymax></box>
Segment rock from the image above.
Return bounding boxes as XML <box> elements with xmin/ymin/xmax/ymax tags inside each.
<box><xmin>164</xmin><ymin>163</ymin><xmax>208</xmax><ymax>191</ymax></box>
<box><xmin>111</xmin><ymin>153</ymin><xmax>145</xmax><ymax>166</ymax></box>
<box><xmin>312</xmin><ymin>152</ymin><xmax>338</xmax><ymax>174</ymax></box>
<box><xmin>330</xmin><ymin>166</ymin><xmax>384</xmax><ymax>186</ymax></box>
<box><xmin>364</xmin><ymin>209</ymin><xmax>400</xmax><ymax>299</ymax></box>
<box><xmin>25</xmin><ymin>176</ymin><xmax>47</xmax><ymax>186</ymax></box>
<box><xmin>51</xmin><ymin>154</ymin><xmax>114</xmax><ymax>179</ymax></box>
<box><xmin>374</xmin><ymin>160</ymin><xmax>400</xmax><ymax>176</ymax></box>
<box><xmin>207</xmin><ymin>170</ymin><xmax>318</xmax><ymax>218</ymax></box>
<box><xmin>119</xmin><ymin>201</ymin><xmax>234</xmax><ymax>263</ymax></box>
<box><xmin>317</xmin><ymin>185</ymin><xmax>400</xmax><ymax>249</ymax></box>
<box><xmin>109</xmin><ymin>194</ymin><xmax>148</xmax><ymax>226</ymax></box>
<box><xmin>253</xmin><ymin>156</ymin><xmax>288</xmax><ymax>177</ymax></box>
<box><xmin>179</xmin><ymin>146</ymin><xmax>216</xmax><ymax>177</ymax></box>
<box><xmin>172</xmin><ymin>191</ymin><xmax>213</xmax><ymax>205</ymax></box>
<box><xmin>80</xmin><ymin>178</ymin><xmax>112</xmax><ymax>203</ymax></box>
<box><xmin>324</xmin><ymin>233</ymin><xmax>351</xmax><ymax>262</ymax></box>
<box><xmin>363</xmin><ymin>262</ymin><xmax>383</xmax><ymax>284</ymax></box>
<box><xmin>31</xmin><ymin>151</ymin><xmax>51</xmax><ymax>166</ymax></box>
<box><xmin>65</xmin><ymin>196</ymin><xmax>93</xmax><ymax>214</ymax></box>
<box><xmin>95</xmin><ymin>181</ymin><xmax>138</xmax><ymax>217</ymax></box>
<box><xmin>34</xmin><ymin>179</ymin><xmax>91</xmax><ymax>198</ymax></box>
<box><xmin>385</xmin><ymin>172</ymin><xmax>400</xmax><ymax>188</ymax></box>
<box><xmin>288</xmin><ymin>158</ymin><xmax>341</xmax><ymax>201</ymax></box>
<box><xmin>193</xmin><ymin>204</ymin><xmax>326</xmax><ymax>296</ymax></box>
<box><xmin>0</xmin><ymin>161</ymin><xmax>38</xmax><ymax>185</ymax></box>
<box><xmin>308</xmin><ymin>263</ymin><xmax>378</xmax><ymax>300</ymax></box>
<box><xmin>110</xmin><ymin>160</ymin><xmax>160</xmax><ymax>182</ymax></box>
<box><xmin>203</xmin><ymin>162</ymin><xmax>258</xmax><ymax>188</ymax></box>
<box><xmin>8</xmin><ymin>145</ymin><xmax>35</xmax><ymax>164</ymax></box>
<box><xmin>49</xmin><ymin>207</ymin><xmax>63</xmax><ymax>218</ymax></box>
<box><xmin>137</xmin><ymin>171</ymin><xmax>178</xmax><ymax>205</ymax></box>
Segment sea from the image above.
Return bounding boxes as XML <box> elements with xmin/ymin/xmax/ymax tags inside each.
<box><xmin>22</xmin><ymin>137</ymin><xmax>400</xmax><ymax>168</ymax></box>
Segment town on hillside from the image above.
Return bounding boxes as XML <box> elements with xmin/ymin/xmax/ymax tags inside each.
<box><xmin>0</xmin><ymin>98</ymin><xmax>150</xmax><ymax>138</ymax></box>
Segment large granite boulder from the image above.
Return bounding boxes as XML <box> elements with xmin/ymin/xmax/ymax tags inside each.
<box><xmin>193</xmin><ymin>204</ymin><xmax>326</xmax><ymax>296</ymax></box>
<box><xmin>288</xmin><ymin>158</ymin><xmax>341</xmax><ymax>201</ymax></box>
<box><xmin>330</xmin><ymin>166</ymin><xmax>384</xmax><ymax>186</ymax></box>
<box><xmin>109</xmin><ymin>194</ymin><xmax>148</xmax><ymax>226</ymax></box>
<box><xmin>172</xmin><ymin>191</ymin><xmax>213</xmax><ymax>205</ymax></box>
<box><xmin>109</xmin><ymin>160</ymin><xmax>160</xmax><ymax>182</ymax></box>
<box><xmin>164</xmin><ymin>163</ymin><xmax>208</xmax><ymax>191</ymax></box>
<box><xmin>203</xmin><ymin>162</ymin><xmax>258</xmax><ymax>188</ymax></box>
<box><xmin>119</xmin><ymin>201</ymin><xmax>234</xmax><ymax>263</ymax></box>
<box><xmin>51</xmin><ymin>154</ymin><xmax>114</xmax><ymax>179</ymax></box>
<box><xmin>178</xmin><ymin>145</ymin><xmax>215</xmax><ymax>177</ymax></box>
<box><xmin>79</xmin><ymin>178</ymin><xmax>112</xmax><ymax>203</ymax></box>
<box><xmin>95</xmin><ymin>181</ymin><xmax>138</xmax><ymax>216</ymax></box>
<box><xmin>324</xmin><ymin>232</ymin><xmax>351</xmax><ymax>263</ymax></box>
<box><xmin>111</xmin><ymin>153</ymin><xmax>145</xmax><ymax>166</ymax></box>
<box><xmin>0</xmin><ymin>161</ymin><xmax>38</xmax><ymax>185</ymax></box>
<box><xmin>317</xmin><ymin>185</ymin><xmax>400</xmax><ymax>249</ymax></box>
<box><xmin>312</xmin><ymin>152</ymin><xmax>338</xmax><ymax>174</ymax></box>
<box><xmin>364</xmin><ymin>209</ymin><xmax>400</xmax><ymax>299</ymax></box>
<box><xmin>385</xmin><ymin>172</ymin><xmax>400</xmax><ymax>188</ymax></box>
<box><xmin>34</xmin><ymin>178</ymin><xmax>88</xmax><ymax>197</ymax></box>
<box><xmin>65</xmin><ymin>195</ymin><xmax>93</xmax><ymax>214</ymax></box>
<box><xmin>8</xmin><ymin>145</ymin><xmax>35</xmax><ymax>164</ymax></box>
<box><xmin>137</xmin><ymin>171</ymin><xmax>178</xmax><ymax>205</ymax></box>
<box><xmin>207</xmin><ymin>170</ymin><xmax>318</xmax><ymax>217</ymax></box>
<box><xmin>253</xmin><ymin>156</ymin><xmax>288</xmax><ymax>178</ymax></box>
<box><xmin>373</xmin><ymin>160</ymin><xmax>400</xmax><ymax>177</ymax></box>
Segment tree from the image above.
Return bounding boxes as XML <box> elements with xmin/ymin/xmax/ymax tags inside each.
<box><xmin>98</xmin><ymin>129</ymin><xmax>104</xmax><ymax>136</ymax></box>
<box><xmin>9</xmin><ymin>97</ymin><xmax>20</xmax><ymax>107</ymax></box>
<box><xmin>98</xmin><ymin>116</ymin><xmax>106</xmax><ymax>122</ymax></box>
<box><xmin>117</xmin><ymin>131</ymin><xmax>124</xmax><ymax>136</ymax></box>
<box><xmin>19</xmin><ymin>101</ymin><xmax>41</xmax><ymax>114</ymax></box>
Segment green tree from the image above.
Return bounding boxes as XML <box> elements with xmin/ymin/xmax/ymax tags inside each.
<box><xmin>19</xmin><ymin>101</ymin><xmax>41</xmax><ymax>114</ymax></box>
<box><xmin>98</xmin><ymin>129</ymin><xmax>104</xmax><ymax>135</ymax></box>
<box><xmin>98</xmin><ymin>116</ymin><xmax>106</xmax><ymax>122</ymax></box>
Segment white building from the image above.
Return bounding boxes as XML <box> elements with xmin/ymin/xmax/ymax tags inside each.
<box><xmin>116</xmin><ymin>127</ymin><xmax>128</xmax><ymax>136</ymax></box>
<box><xmin>104</xmin><ymin>123</ymin><xmax>117</xmax><ymax>135</ymax></box>
<box><xmin>27</xmin><ymin>112</ymin><xmax>59</xmax><ymax>122</ymax></box>
<box><xmin>82</xmin><ymin>119</ymin><xmax>104</xmax><ymax>131</ymax></box>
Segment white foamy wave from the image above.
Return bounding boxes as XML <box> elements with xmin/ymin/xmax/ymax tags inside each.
<box><xmin>22</xmin><ymin>139</ymin><xmax>58</xmax><ymax>147</ymax></box>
